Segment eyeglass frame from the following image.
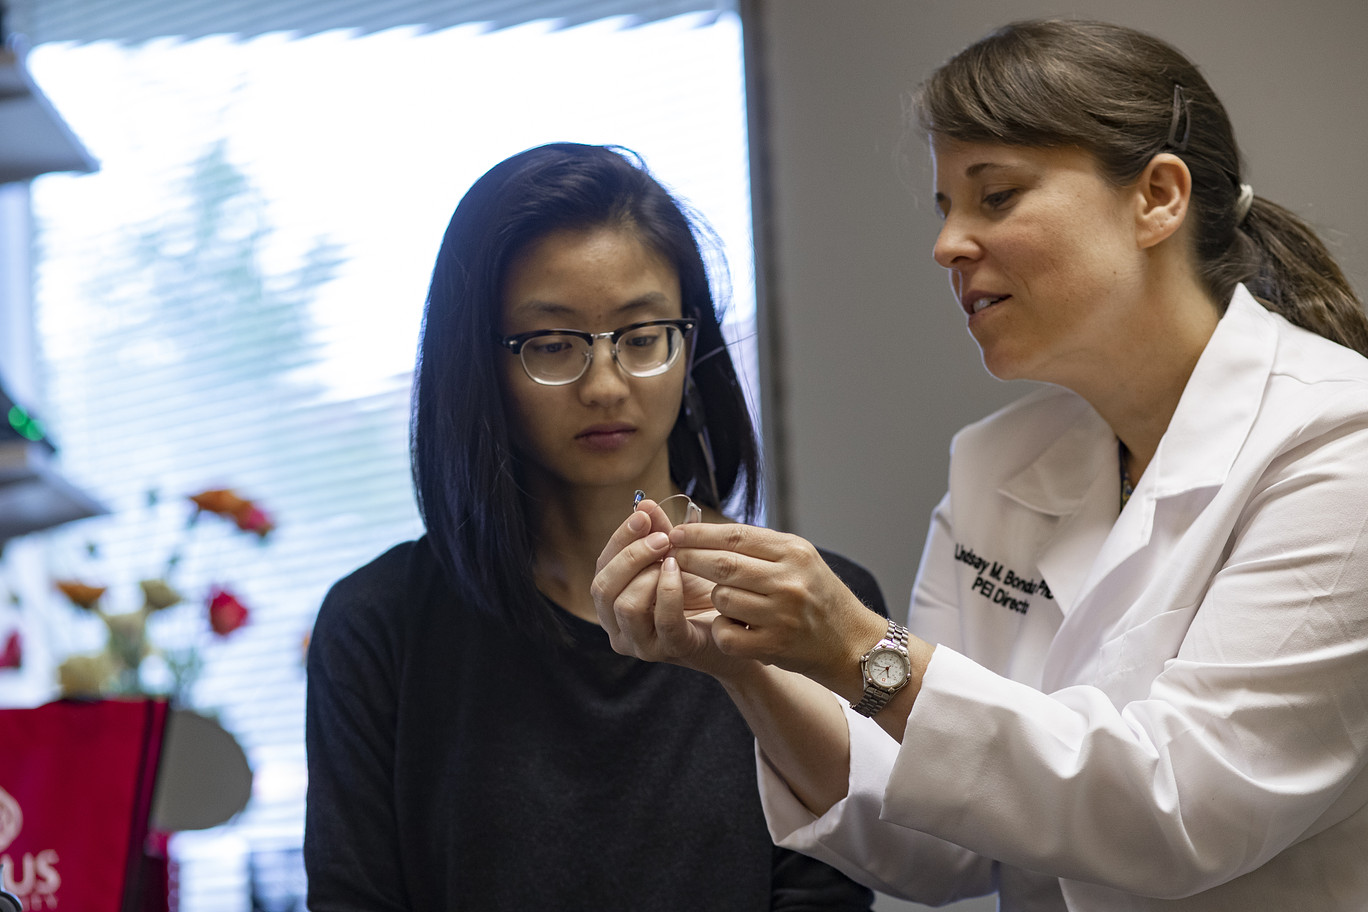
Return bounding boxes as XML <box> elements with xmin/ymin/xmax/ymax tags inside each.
<box><xmin>497</xmin><ymin>318</ymin><xmax>698</xmax><ymax>386</ymax></box>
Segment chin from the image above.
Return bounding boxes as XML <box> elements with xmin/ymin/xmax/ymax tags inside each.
<box><xmin>978</xmin><ymin>352</ymin><xmax>1021</xmax><ymax>382</ymax></box>
<box><xmin>976</xmin><ymin>340</ymin><xmax>1048</xmax><ymax>383</ymax></box>
<box><xmin>569</xmin><ymin>456</ymin><xmax>658</xmax><ymax>490</ymax></box>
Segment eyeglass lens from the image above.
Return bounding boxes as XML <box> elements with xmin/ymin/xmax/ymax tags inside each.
<box><xmin>522</xmin><ymin>324</ymin><xmax>685</xmax><ymax>384</ymax></box>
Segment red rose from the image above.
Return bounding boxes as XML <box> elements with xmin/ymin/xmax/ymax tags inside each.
<box><xmin>232</xmin><ymin>504</ymin><xmax>275</xmax><ymax>538</ymax></box>
<box><xmin>207</xmin><ymin>587</ymin><xmax>250</xmax><ymax>636</ymax></box>
<box><xmin>0</xmin><ymin>630</ymin><xmax>21</xmax><ymax>669</ymax></box>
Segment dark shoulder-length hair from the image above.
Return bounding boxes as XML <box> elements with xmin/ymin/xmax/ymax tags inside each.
<box><xmin>411</xmin><ymin>142</ymin><xmax>760</xmax><ymax>638</ymax></box>
<box><xmin>912</xmin><ymin>18</ymin><xmax>1368</xmax><ymax>356</ymax></box>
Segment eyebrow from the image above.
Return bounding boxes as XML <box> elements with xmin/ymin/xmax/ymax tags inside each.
<box><xmin>510</xmin><ymin>291</ymin><xmax>674</xmax><ymax>320</ymax></box>
<box><xmin>965</xmin><ymin>161</ymin><xmax>1013</xmax><ymax>177</ymax></box>
<box><xmin>933</xmin><ymin>161</ymin><xmax>1018</xmax><ymax>210</ymax></box>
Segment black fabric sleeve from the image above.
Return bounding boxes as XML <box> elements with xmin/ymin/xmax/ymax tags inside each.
<box><xmin>772</xmin><ymin>844</ymin><xmax>877</xmax><ymax>910</ymax></box>
<box><xmin>817</xmin><ymin>547</ymin><xmax>890</xmax><ymax>620</ymax></box>
<box><xmin>304</xmin><ymin>553</ymin><xmax>411</xmax><ymax>912</ymax></box>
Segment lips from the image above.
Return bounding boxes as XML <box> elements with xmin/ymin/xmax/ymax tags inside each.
<box><xmin>576</xmin><ymin>423</ymin><xmax>636</xmax><ymax>451</ymax></box>
<box><xmin>962</xmin><ymin>292</ymin><xmax>1010</xmax><ymax>316</ymax></box>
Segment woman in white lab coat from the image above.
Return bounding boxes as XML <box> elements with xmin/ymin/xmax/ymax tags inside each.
<box><xmin>592</xmin><ymin>18</ymin><xmax>1368</xmax><ymax>912</ymax></box>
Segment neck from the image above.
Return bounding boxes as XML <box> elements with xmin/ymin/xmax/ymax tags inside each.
<box><xmin>1078</xmin><ymin>270</ymin><xmax>1220</xmax><ymax>484</ymax></box>
<box><xmin>527</xmin><ymin>472</ymin><xmax>678</xmax><ymax>623</ymax></box>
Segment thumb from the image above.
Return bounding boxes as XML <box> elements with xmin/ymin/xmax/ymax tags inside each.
<box><xmin>655</xmin><ymin>556</ymin><xmax>693</xmax><ymax>656</ymax></box>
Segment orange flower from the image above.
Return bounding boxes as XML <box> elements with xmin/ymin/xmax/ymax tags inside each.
<box><xmin>189</xmin><ymin>489</ymin><xmax>250</xmax><ymax>516</ymax></box>
<box><xmin>55</xmin><ymin>579</ymin><xmax>107</xmax><ymax>610</ymax></box>
<box><xmin>190</xmin><ymin>489</ymin><xmax>274</xmax><ymax>539</ymax></box>
<box><xmin>207</xmin><ymin>587</ymin><xmax>250</xmax><ymax>636</ymax></box>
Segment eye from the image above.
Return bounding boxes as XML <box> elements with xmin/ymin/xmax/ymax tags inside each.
<box><xmin>623</xmin><ymin>330</ymin><xmax>661</xmax><ymax>348</ymax></box>
<box><xmin>527</xmin><ymin>336</ymin><xmax>575</xmax><ymax>356</ymax></box>
<box><xmin>983</xmin><ymin>188</ymin><xmax>1018</xmax><ymax>210</ymax></box>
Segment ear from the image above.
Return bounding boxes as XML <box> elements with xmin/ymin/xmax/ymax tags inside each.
<box><xmin>1133</xmin><ymin>153</ymin><xmax>1192</xmax><ymax>250</ymax></box>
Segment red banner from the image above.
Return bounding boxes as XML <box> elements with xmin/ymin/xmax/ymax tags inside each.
<box><xmin>0</xmin><ymin>698</ymin><xmax>169</xmax><ymax>912</ymax></box>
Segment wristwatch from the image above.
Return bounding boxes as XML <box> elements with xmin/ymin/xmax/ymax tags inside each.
<box><xmin>851</xmin><ymin>621</ymin><xmax>912</xmax><ymax>717</ymax></box>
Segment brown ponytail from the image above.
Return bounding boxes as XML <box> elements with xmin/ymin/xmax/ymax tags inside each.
<box><xmin>1232</xmin><ymin>198</ymin><xmax>1368</xmax><ymax>355</ymax></box>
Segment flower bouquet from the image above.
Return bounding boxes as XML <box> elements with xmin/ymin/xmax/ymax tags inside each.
<box><xmin>52</xmin><ymin>488</ymin><xmax>273</xmax><ymax>703</ymax></box>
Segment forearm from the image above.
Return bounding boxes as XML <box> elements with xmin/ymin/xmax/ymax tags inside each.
<box><xmin>717</xmin><ymin>661</ymin><xmax>853</xmax><ymax>816</ymax></box>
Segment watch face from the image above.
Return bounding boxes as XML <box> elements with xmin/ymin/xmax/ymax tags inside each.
<box><xmin>868</xmin><ymin>648</ymin><xmax>909</xmax><ymax>688</ymax></box>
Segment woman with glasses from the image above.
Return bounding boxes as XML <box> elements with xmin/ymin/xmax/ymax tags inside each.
<box><xmin>303</xmin><ymin>142</ymin><xmax>880</xmax><ymax>910</ymax></box>
<box><xmin>595</xmin><ymin>19</ymin><xmax>1368</xmax><ymax>912</ymax></box>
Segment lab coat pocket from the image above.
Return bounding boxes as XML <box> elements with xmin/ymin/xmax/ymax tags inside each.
<box><xmin>1093</xmin><ymin>601</ymin><xmax>1199</xmax><ymax>704</ymax></box>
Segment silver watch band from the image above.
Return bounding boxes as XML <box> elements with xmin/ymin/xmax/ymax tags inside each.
<box><xmin>851</xmin><ymin>684</ymin><xmax>898</xmax><ymax>716</ymax></box>
<box><xmin>851</xmin><ymin>621</ymin><xmax>910</xmax><ymax>717</ymax></box>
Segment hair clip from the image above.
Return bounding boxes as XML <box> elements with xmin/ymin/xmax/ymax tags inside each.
<box><xmin>1234</xmin><ymin>182</ymin><xmax>1255</xmax><ymax>223</ymax></box>
<box><xmin>1167</xmin><ymin>84</ymin><xmax>1191</xmax><ymax>152</ymax></box>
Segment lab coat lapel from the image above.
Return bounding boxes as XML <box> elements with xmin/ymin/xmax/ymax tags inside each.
<box><xmin>1144</xmin><ymin>288</ymin><xmax>1272</xmax><ymax>502</ymax></box>
<box><xmin>1041</xmin><ymin>287</ymin><xmax>1276</xmax><ymax>688</ymax></box>
<box><xmin>998</xmin><ymin>407</ymin><xmax>1116</xmax><ymax>620</ymax></box>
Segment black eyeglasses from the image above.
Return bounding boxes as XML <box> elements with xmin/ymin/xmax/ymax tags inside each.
<box><xmin>498</xmin><ymin>319</ymin><xmax>696</xmax><ymax>386</ymax></box>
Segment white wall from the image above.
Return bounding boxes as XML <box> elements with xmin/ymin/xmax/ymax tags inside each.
<box><xmin>742</xmin><ymin>2</ymin><xmax>1368</xmax><ymax>910</ymax></box>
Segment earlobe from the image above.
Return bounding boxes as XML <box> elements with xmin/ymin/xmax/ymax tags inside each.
<box><xmin>1134</xmin><ymin>153</ymin><xmax>1192</xmax><ymax>250</ymax></box>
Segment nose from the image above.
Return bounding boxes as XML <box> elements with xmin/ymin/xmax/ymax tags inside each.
<box><xmin>932</xmin><ymin>214</ymin><xmax>981</xmax><ymax>269</ymax></box>
<box><xmin>578</xmin><ymin>337</ymin><xmax>631</xmax><ymax>406</ymax></box>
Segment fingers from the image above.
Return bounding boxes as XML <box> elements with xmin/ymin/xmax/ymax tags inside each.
<box><xmin>614</xmin><ymin>562</ymin><xmax>662</xmax><ymax>653</ymax></box>
<box><xmin>653</xmin><ymin>556</ymin><xmax>696</xmax><ymax>656</ymax></box>
<box><xmin>669</xmin><ymin>523</ymin><xmax>823</xmax><ymax>598</ymax></box>
<box><xmin>662</xmin><ymin>521</ymin><xmax>875</xmax><ymax>684</ymax></box>
<box><xmin>598</xmin><ymin>552</ymin><xmax>708</xmax><ymax>664</ymax></box>
<box><xmin>654</xmin><ymin>556</ymin><xmax>751</xmax><ymax>675</ymax></box>
<box><xmin>710</xmin><ymin>612</ymin><xmax>763</xmax><ymax>658</ymax></box>
<box><xmin>595</xmin><ymin>498</ymin><xmax>664</xmax><ymax>573</ymax></box>
<box><xmin>635</xmin><ymin>498</ymin><xmax>679</xmax><ymax>537</ymax></box>
<box><xmin>592</xmin><ymin>500</ymin><xmax>673</xmax><ymax>643</ymax></box>
<box><xmin>668</xmin><ymin>521</ymin><xmax>797</xmax><ymax>562</ymax></box>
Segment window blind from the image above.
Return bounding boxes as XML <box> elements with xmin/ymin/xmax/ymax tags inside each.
<box><xmin>6</xmin><ymin>0</ymin><xmax>733</xmax><ymax>42</ymax></box>
<box><xmin>19</xmin><ymin>4</ymin><xmax>755</xmax><ymax>908</ymax></box>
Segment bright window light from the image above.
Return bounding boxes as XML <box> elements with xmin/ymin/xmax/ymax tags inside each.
<box><xmin>24</xmin><ymin>12</ymin><xmax>754</xmax><ymax>910</ymax></box>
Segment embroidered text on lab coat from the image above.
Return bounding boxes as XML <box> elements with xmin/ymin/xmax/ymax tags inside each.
<box><xmin>954</xmin><ymin>542</ymin><xmax>1052</xmax><ymax>615</ymax></box>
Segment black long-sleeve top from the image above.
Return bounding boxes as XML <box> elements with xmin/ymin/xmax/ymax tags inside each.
<box><xmin>305</xmin><ymin>536</ymin><xmax>884</xmax><ymax>911</ymax></box>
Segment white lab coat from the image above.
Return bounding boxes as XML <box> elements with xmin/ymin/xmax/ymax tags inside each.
<box><xmin>759</xmin><ymin>286</ymin><xmax>1368</xmax><ymax>911</ymax></box>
